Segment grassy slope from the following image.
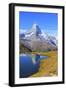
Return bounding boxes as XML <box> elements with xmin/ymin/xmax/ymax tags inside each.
<box><xmin>20</xmin><ymin>42</ymin><xmax>32</xmax><ymax>54</ymax></box>
<box><xmin>31</xmin><ymin>51</ymin><xmax>58</xmax><ymax>77</ymax></box>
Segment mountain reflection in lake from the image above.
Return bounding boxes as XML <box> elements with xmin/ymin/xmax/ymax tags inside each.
<box><xmin>19</xmin><ymin>54</ymin><xmax>48</xmax><ymax>78</ymax></box>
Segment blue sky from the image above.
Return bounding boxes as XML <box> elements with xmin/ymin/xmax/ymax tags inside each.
<box><xmin>19</xmin><ymin>11</ymin><xmax>58</xmax><ymax>36</ymax></box>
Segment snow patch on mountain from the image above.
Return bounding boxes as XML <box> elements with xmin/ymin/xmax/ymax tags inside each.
<box><xmin>20</xmin><ymin>24</ymin><xmax>57</xmax><ymax>51</ymax></box>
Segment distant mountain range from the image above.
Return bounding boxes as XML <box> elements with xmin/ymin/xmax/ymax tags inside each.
<box><xmin>20</xmin><ymin>24</ymin><xmax>57</xmax><ymax>51</ymax></box>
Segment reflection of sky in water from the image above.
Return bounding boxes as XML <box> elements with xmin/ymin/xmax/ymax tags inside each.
<box><xmin>19</xmin><ymin>54</ymin><xmax>48</xmax><ymax>78</ymax></box>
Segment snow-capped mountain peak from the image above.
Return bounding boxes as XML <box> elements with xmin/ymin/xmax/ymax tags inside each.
<box><xmin>32</xmin><ymin>23</ymin><xmax>42</xmax><ymax>35</ymax></box>
<box><xmin>20</xmin><ymin>24</ymin><xmax>57</xmax><ymax>51</ymax></box>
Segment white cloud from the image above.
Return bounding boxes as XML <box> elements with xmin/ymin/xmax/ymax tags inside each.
<box><xmin>41</xmin><ymin>29</ymin><xmax>57</xmax><ymax>37</ymax></box>
<box><xmin>19</xmin><ymin>29</ymin><xmax>26</xmax><ymax>34</ymax></box>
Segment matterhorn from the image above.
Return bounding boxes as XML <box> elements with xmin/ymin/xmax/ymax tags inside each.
<box><xmin>20</xmin><ymin>24</ymin><xmax>57</xmax><ymax>51</ymax></box>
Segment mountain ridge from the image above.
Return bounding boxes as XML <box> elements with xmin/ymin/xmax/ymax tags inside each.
<box><xmin>20</xmin><ymin>24</ymin><xmax>57</xmax><ymax>51</ymax></box>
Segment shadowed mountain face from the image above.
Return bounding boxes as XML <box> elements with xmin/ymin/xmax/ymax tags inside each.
<box><xmin>20</xmin><ymin>42</ymin><xmax>32</xmax><ymax>54</ymax></box>
<box><xmin>31</xmin><ymin>24</ymin><xmax>42</xmax><ymax>36</ymax></box>
<box><xmin>20</xmin><ymin>24</ymin><xmax>57</xmax><ymax>51</ymax></box>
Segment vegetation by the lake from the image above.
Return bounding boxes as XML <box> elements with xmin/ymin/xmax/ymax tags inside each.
<box><xmin>20</xmin><ymin>42</ymin><xmax>32</xmax><ymax>54</ymax></box>
<box><xmin>31</xmin><ymin>50</ymin><xmax>58</xmax><ymax>77</ymax></box>
<box><xmin>19</xmin><ymin>42</ymin><xmax>58</xmax><ymax>77</ymax></box>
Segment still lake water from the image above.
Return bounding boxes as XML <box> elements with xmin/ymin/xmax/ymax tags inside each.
<box><xmin>19</xmin><ymin>54</ymin><xmax>48</xmax><ymax>78</ymax></box>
